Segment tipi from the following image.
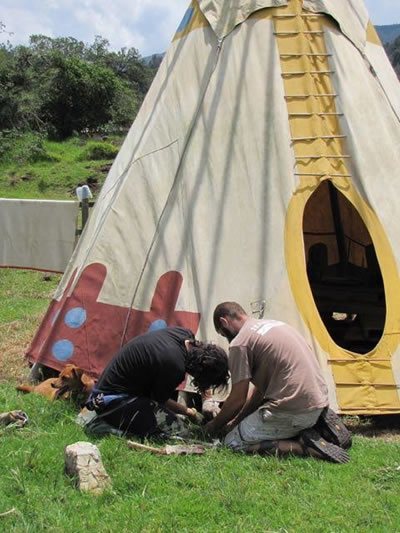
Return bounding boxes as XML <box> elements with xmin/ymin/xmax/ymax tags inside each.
<box><xmin>28</xmin><ymin>0</ymin><xmax>400</xmax><ymax>415</ymax></box>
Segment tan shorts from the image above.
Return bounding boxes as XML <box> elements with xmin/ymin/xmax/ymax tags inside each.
<box><xmin>224</xmin><ymin>406</ymin><xmax>324</xmax><ymax>451</ymax></box>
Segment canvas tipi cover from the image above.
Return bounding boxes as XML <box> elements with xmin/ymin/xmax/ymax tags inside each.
<box><xmin>28</xmin><ymin>0</ymin><xmax>400</xmax><ymax>414</ymax></box>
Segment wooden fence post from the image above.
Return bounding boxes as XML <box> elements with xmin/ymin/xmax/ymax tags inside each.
<box><xmin>82</xmin><ymin>198</ymin><xmax>89</xmax><ymax>229</ymax></box>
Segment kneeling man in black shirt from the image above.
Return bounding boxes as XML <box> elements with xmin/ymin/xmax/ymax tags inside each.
<box><xmin>87</xmin><ymin>326</ymin><xmax>229</xmax><ymax>439</ymax></box>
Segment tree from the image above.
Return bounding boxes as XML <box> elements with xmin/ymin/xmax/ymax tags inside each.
<box><xmin>110</xmin><ymin>79</ymin><xmax>139</xmax><ymax>129</ymax></box>
<box><xmin>0</xmin><ymin>44</ymin><xmax>18</xmax><ymax>129</ymax></box>
<box><xmin>0</xmin><ymin>34</ymin><xmax>156</xmax><ymax>136</ymax></box>
<box><xmin>40</xmin><ymin>56</ymin><xmax>119</xmax><ymax>139</ymax></box>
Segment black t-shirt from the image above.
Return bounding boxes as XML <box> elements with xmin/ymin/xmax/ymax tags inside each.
<box><xmin>96</xmin><ymin>327</ymin><xmax>194</xmax><ymax>403</ymax></box>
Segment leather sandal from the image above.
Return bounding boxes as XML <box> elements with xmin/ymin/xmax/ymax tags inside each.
<box><xmin>300</xmin><ymin>428</ymin><xmax>350</xmax><ymax>464</ymax></box>
<box><xmin>315</xmin><ymin>407</ymin><xmax>352</xmax><ymax>449</ymax></box>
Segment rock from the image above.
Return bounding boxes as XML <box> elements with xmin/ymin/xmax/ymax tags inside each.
<box><xmin>0</xmin><ymin>411</ymin><xmax>29</xmax><ymax>428</ymax></box>
<box><xmin>65</xmin><ymin>442</ymin><xmax>111</xmax><ymax>494</ymax></box>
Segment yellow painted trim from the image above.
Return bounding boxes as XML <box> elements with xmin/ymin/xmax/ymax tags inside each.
<box><xmin>173</xmin><ymin>1</ymin><xmax>209</xmax><ymax>42</ymax></box>
<box><xmin>366</xmin><ymin>21</ymin><xmax>382</xmax><ymax>46</ymax></box>
<box><xmin>250</xmin><ymin>6</ymin><xmax>282</xmax><ymax>20</ymax></box>
<box><xmin>286</xmin><ymin>183</ymin><xmax>400</xmax><ymax>359</ymax></box>
<box><xmin>273</xmin><ymin>0</ymin><xmax>400</xmax><ymax>412</ymax></box>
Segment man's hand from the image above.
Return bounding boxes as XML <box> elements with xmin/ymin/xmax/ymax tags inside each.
<box><xmin>202</xmin><ymin>399</ymin><xmax>221</xmax><ymax>420</ymax></box>
<box><xmin>204</xmin><ymin>379</ymin><xmax>250</xmax><ymax>436</ymax></box>
<box><xmin>186</xmin><ymin>407</ymin><xmax>205</xmax><ymax>425</ymax></box>
<box><xmin>205</xmin><ymin>417</ymin><xmax>238</xmax><ymax>437</ymax></box>
<box><xmin>165</xmin><ymin>399</ymin><xmax>205</xmax><ymax>425</ymax></box>
<box><xmin>204</xmin><ymin>418</ymin><xmax>220</xmax><ymax>437</ymax></box>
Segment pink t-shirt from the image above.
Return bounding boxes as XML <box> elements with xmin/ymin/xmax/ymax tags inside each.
<box><xmin>229</xmin><ymin>318</ymin><xmax>328</xmax><ymax>412</ymax></box>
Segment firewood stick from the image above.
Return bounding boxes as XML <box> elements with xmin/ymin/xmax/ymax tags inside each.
<box><xmin>0</xmin><ymin>508</ymin><xmax>16</xmax><ymax>517</ymax></box>
<box><xmin>127</xmin><ymin>440</ymin><xmax>167</xmax><ymax>455</ymax></box>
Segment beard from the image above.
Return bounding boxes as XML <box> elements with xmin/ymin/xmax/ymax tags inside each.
<box><xmin>219</xmin><ymin>325</ymin><xmax>237</xmax><ymax>343</ymax></box>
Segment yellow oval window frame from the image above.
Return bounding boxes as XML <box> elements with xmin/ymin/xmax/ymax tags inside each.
<box><xmin>285</xmin><ymin>178</ymin><xmax>400</xmax><ymax>362</ymax></box>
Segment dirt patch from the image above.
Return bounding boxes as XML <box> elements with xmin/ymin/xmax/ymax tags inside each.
<box><xmin>345</xmin><ymin>416</ymin><xmax>400</xmax><ymax>443</ymax></box>
<box><xmin>0</xmin><ymin>318</ymin><xmax>40</xmax><ymax>383</ymax></box>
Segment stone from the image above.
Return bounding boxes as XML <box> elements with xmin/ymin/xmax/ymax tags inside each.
<box><xmin>65</xmin><ymin>441</ymin><xmax>111</xmax><ymax>494</ymax></box>
<box><xmin>0</xmin><ymin>411</ymin><xmax>29</xmax><ymax>428</ymax></box>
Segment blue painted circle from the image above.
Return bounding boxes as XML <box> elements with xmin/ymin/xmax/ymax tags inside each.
<box><xmin>177</xmin><ymin>7</ymin><xmax>194</xmax><ymax>33</ymax></box>
<box><xmin>64</xmin><ymin>307</ymin><xmax>87</xmax><ymax>329</ymax></box>
<box><xmin>52</xmin><ymin>339</ymin><xmax>74</xmax><ymax>361</ymax></box>
<box><xmin>148</xmin><ymin>319</ymin><xmax>168</xmax><ymax>332</ymax></box>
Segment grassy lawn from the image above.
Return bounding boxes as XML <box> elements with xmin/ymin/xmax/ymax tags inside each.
<box><xmin>1</xmin><ymin>385</ymin><xmax>400</xmax><ymax>532</ymax></box>
<box><xmin>0</xmin><ymin>269</ymin><xmax>60</xmax><ymax>382</ymax></box>
<box><xmin>0</xmin><ymin>269</ymin><xmax>60</xmax><ymax>324</ymax></box>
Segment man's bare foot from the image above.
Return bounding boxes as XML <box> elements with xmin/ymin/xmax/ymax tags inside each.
<box><xmin>244</xmin><ymin>438</ymin><xmax>305</xmax><ymax>457</ymax></box>
<box><xmin>240</xmin><ymin>431</ymin><xmax>350</xmax><ymax>463</ymax></box>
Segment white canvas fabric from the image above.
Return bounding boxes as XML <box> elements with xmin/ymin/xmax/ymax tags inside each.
<box><xmin>303</xmin><ymin>0</ymin><xmax>369</xmax><ymax>51</ymax></box>
<box><xmin>198</xmin><ymin>0</ymin><xmax>288</xmax><ymax>39</ymax></box>
<box><xmin>197</xmin><ymin>0</ymin><xmax>368</xmax><ymax>50</ymax></box>
<box><xmin>27</xmin><ymin>0</ymin><xmax>400</xmax><ymax>414</ymax></box>
<box><xmin>0</xmin><ymin>199</ymin><xmax>78</xmax><ymax>272</ymax></box>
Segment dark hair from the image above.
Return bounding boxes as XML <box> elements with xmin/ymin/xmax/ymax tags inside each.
<box><xmin>185</xmin><ymin>341</ymin><xmax>229</xmax><ymax>393</ymax></box>
<box><xmin>213</xmin><ymin>302</ymin><xmax>247</xmax><ymax>331</ymax></box>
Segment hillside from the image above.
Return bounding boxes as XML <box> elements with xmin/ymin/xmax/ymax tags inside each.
<box><xmin>142</xmin><ymin>53</ymin><xmax>165</xmax><ymax>69</ymax></box>
<box><xmin>376</xmin><ymin>24</ymin><xmax>400</xmax><ymax>44</ymax></box>
<box><xmin>0</xmin><ymin>133</ymin><xmax>124</xmax><ymax>199</ymax></box>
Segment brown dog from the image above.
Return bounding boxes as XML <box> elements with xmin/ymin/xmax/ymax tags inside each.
<box><xmin>17</xmin><ymin>364</ymin><xmax>95</xmax><ymax>402</ymax></box>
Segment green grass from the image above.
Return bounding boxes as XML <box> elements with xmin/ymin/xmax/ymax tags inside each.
<box><xmin>0</xmin><ymin>268</ymin><xmax>61</xmax><ymax>382</ymax></box>
<box><xmin>0</xmin><ymin>134</ymin><xmax>123</xmax><ymax>199</ymax></box>
<box><xmin>1</xmin><ymin>386</ymin><xmax>399</xmax><ymax>532</ymax></box>
<box><xmin>0</xmin><ymin>269</ymin><xmax>60</xmax><ymax>324</ymax></box>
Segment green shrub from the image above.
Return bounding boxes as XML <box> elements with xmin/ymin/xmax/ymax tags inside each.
<box><xmin>17</xmin><ymin>134</ymin><xmax>56</xmax><ymax>163</ymax></box>
<box><xmin>0</xmin><ymin>131</ymin><xmax>56</xmax><ymax>164</ymax></box>
<box><xmin>37</xmin><ymin>177</ymin><xmax>50</xmax><ymax>193</ymax></box>
<box><xmin>0</xmin><ymin>130</ymin><xmax>21</xmax><ymax>162</ymax></box>
<box><xmin>79</xmin><ymin>141</ymin><xmax>118</xmax><ymax>161</ymax></box>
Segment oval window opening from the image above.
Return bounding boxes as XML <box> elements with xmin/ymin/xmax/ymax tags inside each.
<box><xmin>303</xmin><ymin>181</ymin><xmax>386</xmax><ymax>354</ymax></box>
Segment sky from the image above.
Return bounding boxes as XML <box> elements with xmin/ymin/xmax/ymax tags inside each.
<box><xmin>1</xmin><ymin>1</ymin><xmax>400</xmax><ymax>57</ymax></box>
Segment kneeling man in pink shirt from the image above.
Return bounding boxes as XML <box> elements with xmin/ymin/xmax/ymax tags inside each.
<box><xmin>207</xmin><ymin>302</ymin><xmax>351</xmax><ymax>463</ymax></box>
